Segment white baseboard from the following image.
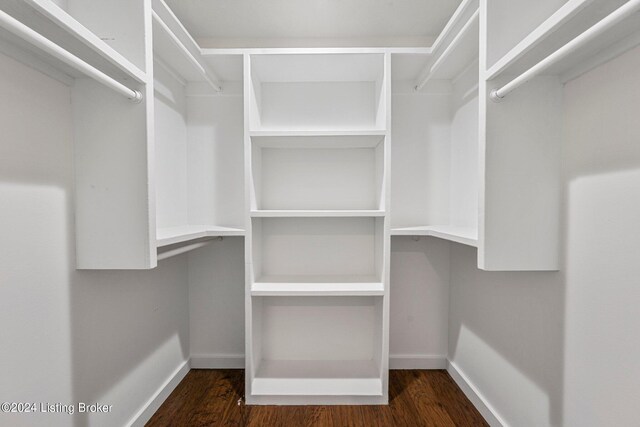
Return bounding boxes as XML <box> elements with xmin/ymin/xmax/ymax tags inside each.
<box><xmin>190</xmin><ymin>354</ymin><xmax>447</xmax><ymax>370</ymax></box>
<box><xmin>128</xmin><ymin>359</ymin><xmax>190</xmax><ymax>427</ymax></box>
<box><xmin>446</xmin><ymin>360</ymin><xmax>507</xmax><ymax>427</ymax></box>
<box><xmin>191</xmin><ymin>353</ymin><xmax>245</xmax><ymax>369</ymax></box>
<box><xmin>389</xmin><ymin>354</ymin><xmax>447</xmax><ymax>369</ymax></box>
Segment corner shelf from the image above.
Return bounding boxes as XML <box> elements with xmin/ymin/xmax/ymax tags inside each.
<box><xmin>252</xmin><ymin>275</ymin><xmax>384</xmax><ymax>296</ymax></box>
<box><xmin>252</xmin><ymin>360</ymin><xmax>383</xmax><ymax>397</ymax></box>
<box><xmin>391</xmin><ymin>225</ymin><xmax>478</xmax><ymax>247</ymax></box>
<box><xmin>156</xmin><ymin>225</ymin><xmax>245</xmax><ymax>247</ymax></box>
<box><xmin>151</xmin><ymin>0</ymin><xmax>221</xmax><ymax>88</ymax></box>
<box><xmin>414</xmin><ymin>0</ymin><xmax>479</xmax><ymax>87</ymax></box>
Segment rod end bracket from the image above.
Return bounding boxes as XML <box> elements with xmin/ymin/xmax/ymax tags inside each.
<box><xmin>489</xmin><ymin>88</ymin><xmax>504</xmax><ymax>103</ymax></box>
<box><xmin>129</xmin><ymin>90</ymin><xmax>143</xmax><ymax>103</ymax></box>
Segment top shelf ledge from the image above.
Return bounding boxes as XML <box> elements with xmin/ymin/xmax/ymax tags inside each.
<box><xmin>8</xmin><ymin>0</ymin><xmax>146</xmax><ymax>83</ymax></box>
<box><xmin>486</xmin><ymin>0</ymin><xmax>640</xmax><ymax>81</ymax></box>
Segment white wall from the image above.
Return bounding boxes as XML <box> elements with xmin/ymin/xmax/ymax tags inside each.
<box><xmin>0</xmin><ymin>53</ymin><xmax>190</xmax><ymax>427</ymax></box>
<box><xmin>154</xmin><ymin>62</ymin><xmax>189</xmax><ymax>228</ymax></box>
<box><xmin>391</xmin><ymin>89</ymin><xmax>451</xmax><ymax>227</ymax></box>
<box><xmin>187</xmin><ymin>93</ymin><xmax>244</xmax><ymax>228</ymax></box>
<box><xmin>449</xmin><ymin>45</ymin><xmax>640</xmax><ymax>427</ymax></box>
<box><xmin>188</xmin><ymin>238</ymin><xmax>245</xmax><ymax>366</ymax></box>
<box><xmin>390</xmin><ymin>237</ymin><xmax>450</xmax><ymax>367</ymax></box>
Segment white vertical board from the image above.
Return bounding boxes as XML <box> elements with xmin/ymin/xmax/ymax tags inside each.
<box><xmin>73</xmin><ymin>78</ymin><xmax>155</xmax><ymax>269</ymax></box>
<box><xmin>479</xmin><ymin>76</ymin><xmax>562</xmax><ymax>271</ymax></box>
<box><xmin>72</xmin><ymin>0</ymin><xmax>155</xmax><ymax>269</ymax></box>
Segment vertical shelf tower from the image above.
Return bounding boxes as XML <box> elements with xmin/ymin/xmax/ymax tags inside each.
<box><xmin>243</xmin><ymin>52</ymin><xmax>391</xmax><ymax>404</ymax></box>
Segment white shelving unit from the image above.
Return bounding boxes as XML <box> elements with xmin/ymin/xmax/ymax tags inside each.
<box><xmin>244</xmin><ymin>52</ymin><xmax>391</xmax><ymax>404</ymax></box>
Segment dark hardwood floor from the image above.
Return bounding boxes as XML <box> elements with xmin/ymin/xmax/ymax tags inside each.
<box><xmin>147</xmin><ymin>370</ymin><xmax>488</xmax><ymax>426</ymax></box>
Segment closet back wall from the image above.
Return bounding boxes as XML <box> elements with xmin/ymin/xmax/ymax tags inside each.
<box><xmin>0</xmin><ymin>53</ymin><xmax>190</xmax><ymax>427</ymax></box>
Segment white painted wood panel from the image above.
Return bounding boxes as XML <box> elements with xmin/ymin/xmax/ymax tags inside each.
<box><xmin>480</xmin><ymin>76</ymin><xmax>562</xmax><ymax>270</ymax></box>
<box><xmin>73</xmin><ymin>78</ymin><xmax>155</xmax><ymax>269</ymax></box>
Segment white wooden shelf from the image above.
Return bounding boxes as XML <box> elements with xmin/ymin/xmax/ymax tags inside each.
<box><xmin>251</xmin><ymin>132</ymin><xmax>385</xmax><ymax>150</ymax></box>
<box><xmin>5</xmin><ymin>0</ymin><xmax>146</xmax><ymax>83</ymax></box>
<box><xmin>427</xmin><ymin>10</ymin><xmax>479</xmax><ymax>81</ymax></box>
<box><xmin>151</xmin><ymin>0</ymin><xmax>221</xmax><ymax>88</ymax></box>
<box><xmin>486</xmin><ymin>0</ymin><xmax>640</xmax><ymax>80</ymax></box>
<box><xmin>252</xmin><ymin>360</ymin><xmax>383</xmax><ymax>396</ymax></box>
<box><xmin>252</xmin><ymin>275</ymin><xmax>384</xmax><ymax>296</ymax></box>
<box><xmin>391</xmin><ymin>225</ymin><xmax>478</xmax><ymax>247</ymax></box>
<box><xmin>156</xmin><ymin>225</ymin><xmax>245</xmax><ymax>247</ymax></box>
<box><xmin>414</xmin><ymin>0</ymin><xmax>479</xmax><ymax>88</ymax></box>
<box><xmin>250</xmin><ymin>210</ymin><xmax>385</xmax><ymax>218</ymax></box>
<box><xmin>249</xmin><ymin>130</ymin><xmax>386</xmax><ymax>138</ymax></box>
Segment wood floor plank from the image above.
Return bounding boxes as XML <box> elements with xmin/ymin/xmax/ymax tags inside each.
<box><xmin>146</xmin><ymin>370</ymin><xmax>488</xmax><ymax>426</ymax></box>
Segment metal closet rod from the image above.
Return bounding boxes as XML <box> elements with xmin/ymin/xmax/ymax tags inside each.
<box><xmin>0</xmin><ymin>9</ymin><xmax>142</xmax><ymax>103</ymax></box>
<box><xmin>490</xmin><ymin>0</ymin><xmax>640</xmax><ymax>102</ymax></box>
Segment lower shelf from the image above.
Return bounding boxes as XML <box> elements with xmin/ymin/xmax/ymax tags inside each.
<box><xmin>252</xmin><ymin>359</ymin><xmax>383</xmax><ymax>396</ymax></box>
<box><xmin>391</xmin><ymin>225</ymin><xmax>478</xmax><ymax>247</ymax></box>
<box><xmin>252</xmin><ymin>275</ymin><xmax>384</xmax><ymax>296</ymax></box>
<box><xmin>156</xmin><ymin>225</ymin><xmax>245</xmax><ymax>247</ymax></box>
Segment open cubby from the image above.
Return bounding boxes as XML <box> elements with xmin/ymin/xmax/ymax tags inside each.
<box><xmin>250</xmin><ymin>296</ymin><xmax>384</xmax><ymax>400</ymax></box>
<box><xmin>248</xmin><ymin>53</ymin><xmax>386</xmax><ymax>131</ymax></box>
<box><xmin>250</xmin><ymin>134</ymin><xmax>385</xmax><ymax>211</ymax></box>
<box><xmin>251</xmin><ymin>217</ymin><xmax>384</xmax><ymax>287</ymax></box>
<box><xmin>391</xmin><ymin>35</ymin><xmax>479</xmax><ymax>246</ymax></box>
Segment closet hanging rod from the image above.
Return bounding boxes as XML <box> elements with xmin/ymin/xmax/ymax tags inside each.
<box><xmin>0</xmin><ymin>9</ymin><xmax>142</xmax><ymax>102</ymax></box>
<box><xmin>157</xmin><ymin>239</ymin><xmax>219</xmax><ymax>261</ymax></box>
<box><xmin>490</xmin><ymin>0</ymin><xmax>640</xmax><ymax>102</ymax></box>
<box><xmin>151</xmin><ymin>11</ymin><xmax>222</xmax><ymax>92</ymax></box>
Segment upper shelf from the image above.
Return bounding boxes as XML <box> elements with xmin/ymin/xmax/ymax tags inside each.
<box><xmin>414</xmin><ymin>0</ymin><xmax>479</xmax><ymax>89</ymax></box>
<box><xmin>151</xmin><ymin>0</ymin><xmax>221</xmax><ymax>89</ymax></box>
<box><xmin>486</xmin><ymin>0</ymin><xmax>640</xmax><ymax>81</ymax></box>
<box><xmin>1</xmin><ymin>0</ymin><xmax>146</xmax><ymax>83</ymax></box>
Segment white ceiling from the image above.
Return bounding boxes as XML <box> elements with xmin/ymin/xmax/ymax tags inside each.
<box><xmin>164</xmin><ymin>0</ymin><xmax>462</xmax><ymax>48</ymax></box>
